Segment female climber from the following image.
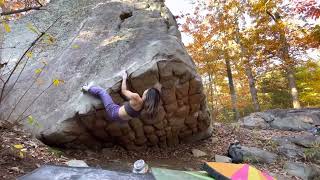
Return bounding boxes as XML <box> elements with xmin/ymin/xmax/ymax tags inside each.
<box><xmin>81</xmin><ymin>71</ymin><xmax>161</xmax><ymax>122</ymax></box>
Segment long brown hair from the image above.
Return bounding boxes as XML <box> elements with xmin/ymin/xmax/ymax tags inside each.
<box><xmin>143</xmin><ymin>88</ymin><xmax>160</xmax><ymax>119</ymax></box>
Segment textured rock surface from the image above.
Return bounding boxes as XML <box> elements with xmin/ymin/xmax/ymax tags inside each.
<box><xmin>272</xmin><ymin>135</ymin><xmax>320</xmax><ymax>162</ymax></box>
<box><xmin>284</xmin><ymin>162</ymin><xmax>320</xmax><ymax>180</ymax></box>
<box><xmin>240</xmin><ymin>109</ymin><xmax>320</xmax><ymax>131</ymax></box>
<box><xmin>0</xmin><ymin>0</ymin><xmax>212</xmax><ymax>149</ymax></box>
<box><xmin>228</xmin><ymin>144</ymin><xmax>278</xmax><ymax>164</ymax></box>
<box><xmin>240</xmin><ymin>146</ymin><xmax>278</xmax><ymax>164</ymax></box>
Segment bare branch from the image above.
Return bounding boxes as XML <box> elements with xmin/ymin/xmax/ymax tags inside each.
<box><xmin>35</xmin><ymin>0</ymin><xmax>43</xmax><ymax>7</ymax></box>
<box><xmin>0</xmin><ymin>15</ymin><xmax>62</xmax><ymax>104</ymax></box>
<box><xmin>0</xmin><ymin>32</ymin><xmax>44</xmax><ymax>104</ymax></box>
<box><xmin>5</xmin><ymin>64</ymin><xmax>46</xmax><ymax>121</ymax></box>
<box><xmin>266</xmin><ymin>10</ymin><xmax>277</xmax><ymax>22</ymax></box>
<box><xmin>0</xmin><ymin>6</ymin><xmax>42</xmax><ymax>16</ymax></box>
<box><xmin>14</xmin><ymin>82</ymin><xmax>53</xmax><ymax>123</ymax></box>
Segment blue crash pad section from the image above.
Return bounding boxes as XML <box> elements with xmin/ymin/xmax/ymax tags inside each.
<box><xmin>18</xmin><ymin>165</ymin><xmax>155</xmax><ymax>180</ymax></box>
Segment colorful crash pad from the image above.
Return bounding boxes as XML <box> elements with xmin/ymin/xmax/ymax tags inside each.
<box><xmin>151</xmin><ymin>168</ymin><xmax>214</xmax><ymax>180</ymax></box>
<box><xmin>203</xmin><ymin>162</ymin><xmax>275</xmax><ymax>180</ymax></box>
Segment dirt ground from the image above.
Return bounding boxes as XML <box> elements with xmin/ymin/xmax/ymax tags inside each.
<box><xmin>0</xmin><ymin>123</ymin><xmax>309</xmax><ymax>179</ymax></box>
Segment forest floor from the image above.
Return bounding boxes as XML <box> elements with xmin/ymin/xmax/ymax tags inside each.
<box><xmin>0</xmin><ymin>123</ymin><xmax>310</xmax><ymax>180</ymax></box>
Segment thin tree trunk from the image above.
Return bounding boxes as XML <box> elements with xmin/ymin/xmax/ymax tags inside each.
<box><xmin>267</xmin><ymin>11</ymin><xmax>301</xmax><ymax>109</ymax></box>
<box><xmin>233</xmin><ymin>13</ymin><xmax>260</xmax><ymax>112</ymax></box>
<box><xmin>279</xmin><ymin>31</ymin><xmax>301</xmax><ymax>109</ymax></box>
<box><xmin>208</xmin><ymin>72</ymin><xmax>214</xmax><ymax>116</ymax></box>
<box><xmin>286</xmin><ymin>66</ymin><xmax>301</xmax><ymax>108</ymax></box>
<box><xmin>244</xmin><ymin>61</ymin><xmax>260</xmax><ymax>111</ymax></box>
<box><xmin>225</xmin><ymin>58</ymin><xmax>240</xmax><ymax>120</ymax></box>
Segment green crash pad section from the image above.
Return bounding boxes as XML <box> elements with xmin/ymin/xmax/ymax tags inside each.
<box><xmin>152</xmin><ymin>168</ymin><xmax>214</xmax><ymax>180</ymax></box>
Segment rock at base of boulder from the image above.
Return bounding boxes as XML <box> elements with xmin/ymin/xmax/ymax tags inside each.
<box><xmin>214</xmin><ymin>155</ymin><xmax>232</xmax><ymax>163</ymax></box>
<box><xmin>192</xmin><ymin>149</ymin><xmax>207</xmax><ymax>157</ymax></box>
<box><xmin>65</xmin><ymin>160</ymin><xmax>89</xmax><ymax>167</ymax></box>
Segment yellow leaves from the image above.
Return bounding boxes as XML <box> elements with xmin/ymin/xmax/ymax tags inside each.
<box><xmin>53</xmin><ymin>79</ymin><xmax>64</xmax><ymax>86</ymax></box>
<box><xmin>27</xmin><ymin>115</ymin><xmax>42</xmax><ymax>128</ymax></box>
<box><xmin>0</xmin><ymin>0</ymin><xmax>4</xmax><ymax>6</ymax></box>
<box><xmin>27</xmin><ymin>116</ymin><xmax>34</xmax><ymax>125</ymax></box>
<box><xmin>43</xmin><ymin>33</ymin><xmax>55</xmax><ymax>44</ymax></box>
<box><xmin>14</xmin><ymin>144</ymin><xmax>24</xmax><ymax>149</ymax></box>
<box><xmin>71</xmin><ymin>44</ymin><xmax>80</xmax><ymax>49</ymax></box>
<box><xmin>19</xmin><ymin>152</ymin><xmax>24</xmax><ymax>158</ymax></box>
<box><xmin>26</xmin><ymin>51</ymin><xmax>33</xmax><ymax>58</ymax></box>
<box><xmin>35</xmin><ymin>68</ymin><xmax>42</xmax><ymax>74</ymax></box>
<box><xmin>26</xmin><ymin>23</ymin><xmax>40</xmax><ymax>35</ymax></box>
<box><xmin>2</xmin><ymin>21</ymin><xmax>11</xmax><ymax>33</ymax></box>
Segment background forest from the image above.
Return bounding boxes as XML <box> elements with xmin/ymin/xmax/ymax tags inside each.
<box><xmin>178</xmin><ymin>0</ymin><xmax>320</xmax><ymax>121</ymax></box>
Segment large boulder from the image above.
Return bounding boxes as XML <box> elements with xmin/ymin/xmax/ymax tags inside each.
<box><xmin>0</xmin><ymin>0</ymin><xmax>212</xmax><ymax>149</ymax></box>
<box><xmin>240</xmin><ymin>109</ymin><xmax>320</xmax><ymax>131</ymax></box>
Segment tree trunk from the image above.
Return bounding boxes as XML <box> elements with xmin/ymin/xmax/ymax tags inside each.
<box><xmin>279</xmin><ymin>28</ymin><xmax>301</xmax><ymax>109</ymax></box>
<box><xmin>208</xmin><ymin>72</ymin><xmax>215</xmax><ymax>118</ymax></box>
<box><xmin>244</xmin><ymin>62</ymin><xmax>260</xmax><ymax>111</ymax></box>
<box><xmin>233</xmin><ymin>14</ymin><xmax>260</xmax><ymax>112</ymax></box>
<box><xmin>286</xmin><ymin>66</ymin><xmax>301</xmax><ymax>108</ymax></box>
<box><xmin>267</xmin><ymin>12</ymin><xmax>301</xmax><ymax>109</ymax></box>
<box><xmin>225</xmin><ymin>58</ymin><xmax>240</xmax><ymax>120</ymax></box>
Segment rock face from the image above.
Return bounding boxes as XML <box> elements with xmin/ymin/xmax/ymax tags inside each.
<box><xmin>240</xmin><ymin>109</ymin><xmax>320</xmax><ymax>131</ymax></box>
<box><xmin>0</xmin><ymin>0</ymin><xmax>212</xmax><ymax>149</ymax></box>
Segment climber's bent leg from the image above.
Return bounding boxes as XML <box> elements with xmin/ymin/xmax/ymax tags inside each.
<box><xmin>88</xmin><ymin>86</ymin><xmax>122</xmax><ymax>121</ymax></box>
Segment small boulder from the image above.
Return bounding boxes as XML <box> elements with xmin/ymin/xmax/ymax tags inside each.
<box><xmin>228</xmin><ymin>143</ymin><xmax>278</xmax><ymax>164</ymax></box>
<box><xmin>278</xmin><ymin>143</ymin><xmax>304</xmax><ymax>159</ymax></box>
<box><xmin>215</xmin><ymin>155</ymin><xmax>232</xmax><ymax>163</ymax></box>
<box><xmin>290</xmin><ymin>135</ymin><xmax>320</xmax><ymax>148</ymax></box>
<box><xmin>284</xmin><ymin>162</ymin><xmax>320</xmax><ymax>180</ymax></box>
<box><xmin>192</xmin><ymin>149</ymin><xmax>207</xmax><ymax>157</ymax></box>
<box><xmin>241</xmin><ymin>146</ymin><xmax>278</xmax><ymax>164</ymax></box>
<box><xmin>65</xmin><ymin>160</ymin><xmax>89</xmax><ymax>167</ymax></box>
<box><xmin>240</xmin><ymin>113</ymin><xmax>270</xmax><ymax>129</ymax></box>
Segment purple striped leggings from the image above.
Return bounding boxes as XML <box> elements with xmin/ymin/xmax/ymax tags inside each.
<box><xmin>88</xmin><ymin>86</ymin><xmax>122</xmax><ymax>121</ymax></box>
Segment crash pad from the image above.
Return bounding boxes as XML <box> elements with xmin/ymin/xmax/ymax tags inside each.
<box><xmin>151</xmin><ymin>168</ymin><xmax>214</xmax><ymax>180</ymax></box>
<box><xmin>203</xmin><ymin>162</ymin><xmax>275</xmax><ymax>180</ymax></box>
<box><xmin>18</xmin><ymin>165</ymin><xmax>155</xmax><ymax>180</ymax></box>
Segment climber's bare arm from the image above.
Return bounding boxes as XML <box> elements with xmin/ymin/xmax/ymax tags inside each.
<box><xmin>121</xmin><ymin>71</ymin><xmax>142</xmax><ymax>103</ymax></box>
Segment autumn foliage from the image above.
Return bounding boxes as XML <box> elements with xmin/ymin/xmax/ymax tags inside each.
<box><xmin>181</xmin><ymin>0</ymin><xmax>320</xmax><ymax>121</ymax></box>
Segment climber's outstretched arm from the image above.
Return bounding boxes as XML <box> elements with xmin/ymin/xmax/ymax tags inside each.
<box><xmin>121</xmin><ymin>71</ymin><xmax>141</xmax><ymax>102</ymax></box>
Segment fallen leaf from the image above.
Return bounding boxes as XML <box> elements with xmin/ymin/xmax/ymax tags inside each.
<box><xmin>35</xmin><ymin>68</ymin><xmax>42</xmax><ymax>74</ymax></box>
<box><xmin>71</xmin><ymin>44</ymin><xmax>80</xmax><ymax>49</ymax></box>
<box><xmin>26</xmin><ymin>51</ymin><xmax>33</xmax><ymax>58</ymax></box>
<box><xmin>13</xmin><ymin>144</ymin><xmax>24</xmax><ymax>149</ymax></box>
<box><xmin>2</xmin><ymin>21</ymin><xmax>11</xmax><ymax>33</ymax></box>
